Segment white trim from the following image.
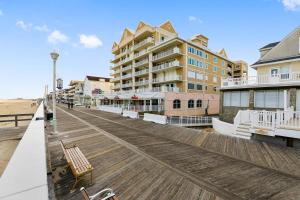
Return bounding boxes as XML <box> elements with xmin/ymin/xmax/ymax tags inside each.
<box><xmin>251</xmin><ymin>57</ymin><xmax>300</xmax><ymax>68</ymax></box>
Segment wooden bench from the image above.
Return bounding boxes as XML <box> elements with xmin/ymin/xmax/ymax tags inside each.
<box><xmin>60</xmin><ymin>140</ymin><xmax>94</xmax><ymax>190</ymax></box>
<box><xmin>80</xmin><ymin>187</ymin><xmax>118</xmax><ymax>200</ymax></box>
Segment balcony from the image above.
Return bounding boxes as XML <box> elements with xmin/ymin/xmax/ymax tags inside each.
<box><xmin>152</xmin><ymin>60</ymin><xmax>181</xmax><ymax>72</ymax></box>
<box><xmin>110</xmin><ymin>69</ymin><xmax>120</xmax><ymax>76</ymax></box>
<box><xmin>121</xmin><ymin>65</ymin><xmax>132</xmax><ymax>72</ymax></box>
<box><xmin>153</xmin><ymin>75</ymin><xmax>182</xmax><ymax>83</ymax></box>
<box><xmin>112</xmin><ymin>84</ymin><xmax>121</xmax><ymax>90</ymax></box>
<box><xmin>118</xmin><ymin>56</ymin><xmax>133</xmax><ymax>66</ymax></box>
<box><xmin>152</xmin><ymin>47</ymin><xmax>182</xmax><ymax>62</ymax></box>
<box><xmin>122</xmin><ymin>82</ymin><xmax>133</xmax><ymax>88</ymax></box>
<box><xmin>135</xmin><ymin>69</ymin><xmax>149</xmax><ymax>77</ymax></box>
<box><xmin>121</xmin><ymin>73</ymin><xmax>132</xmax><ymax>80</ymax></box>
<box><xmin>134</xmin><ymin>49</ymin><xmax>148</xmax><ymax>59</ymax></box>
<box><xmin>135</xmin><ymin>59</ymin><xmax>149</xmax><ymax>68</ymax></box>
<box><xmin>152</xmin><ymin>86</ymin><xmax>182</xmax><ymax>92</ymax></box>
<box><xmin>135</xmin><ymin>80</ymin><xmax>149</xmax><ymax>86</ymax></box>
<box><xmin>111</xmin><ymin>77</ymin><xmax>121</xmax><ymax>82</ymax></box>
<box><xmin>133</xmin><ymin>37</ymin><xmax>154</xmax><ymax>51</ymax></box>
<box><xmin>221</xmin><ymin>72</ymin><xmax>300</xmax><ymax>88</ymax></box>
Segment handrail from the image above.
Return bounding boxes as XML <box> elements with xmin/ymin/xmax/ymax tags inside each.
<box><xmin>0</xmin><ymin>113</ymin><xmax>34</xmax><ymax>127</ymax></box>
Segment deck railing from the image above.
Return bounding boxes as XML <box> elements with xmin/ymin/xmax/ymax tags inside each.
<box><xmin>167</xmin><ymin>116</ymin><xmax>212</xmax><ymax>126</ymax></box>
<box><xmin>0</xmin><ymin>113</ymin><xmax>34</xmax><ymax>127</ymax></box>
<box><xmin>222</xmin><ymin>72</ymin><xmax>300</xmax><ymax>88</ymax></box>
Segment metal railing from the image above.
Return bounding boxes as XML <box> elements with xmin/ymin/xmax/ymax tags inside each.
<box><xmin>153</xmin><ymin>47</ymin><xmax>181</xmax><ymax>61</ymax></box>
<box><xmin>135</xmin><ymin>69</ymin><xmax>149</xmax><ymax>76</ymax></box>
<box><xmin>133</xmin><ymin>37</ymin><xmax>153</xmax><ymax>50</ymax></box>
<box><xmin>167</xmin><ymin>116</ymin><xmax>212</xmax><ymax>126</ymax></box>
<box><xmin>135</xmin><ymin>59</ymin><xmax>149</xmax><ymax>68</ymax></box>
<box><xmin>0</xmin><ymin>113</ymin><xmax>34</xmax><ymax>127</ymax></box>
<box><xmin>152</xmin><ymin>60</ymin><xmax>180</xmax><ymax>72</ymax></box>
<box><xmin>153</xmin><ymin>75</ymin><xmax>182</xmax><ymax>83</ymax></box>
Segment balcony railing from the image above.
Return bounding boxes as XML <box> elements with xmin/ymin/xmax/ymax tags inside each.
<box><xmin>135</xmin><ymin>80</ymin><xmax>149</xmax><ymax>86</ymax></box>
<box><xmin>134</xmin><ymin>49</ymin><xmax>148</xmax><ymax>59</ymax></box>
<box><xmin>121</xmin><ymin>82</ymin><xmax>132</xmax><ymax>88</ymax></box>
<box><xmin>121</xmin><ymin>65</ymin><xmax>132</xmax><ymax>72</ymax></box>
<box><xmin>152</xmin><ymin>47</ymin><xmax>181</xmax><ymax>61</ymax></box>
<box><xmin>152</xmin><ymin>60</ymin><xmax>181</xmax><ymax>72</ymax></box>
<box><xmin>111</xmin><ymin>77</ymin><xmax>121</xmax><ymax>82</ymax></box>
<box><xmin>121</xmin><ymin>73</ymin><xmax>132</xmax><ymax>79</ymax></box>
<box><xmin>152</xmin><ymin>86</ymin><xmax>182</xmax><ymax>92</ymax></box>
<box><xmin>118</xmin><ymin>56</ymin><xmax>133</xmax><ymax>66</ymax></box>
<box><xmin>133</xmin><ymin>37</ymin><xmax>154</xmax><ymax>50</ymax></box>
<box><xmin>222</xmin><ymin>72</ymin><xmax>300</xmax><ymax>88</ymax></box>
<box><xmin>135</xmin><ymin>59</ymin><xmax>149</xmax><ymax>68</ymax></box>
<box><xmin>153</xmin><ymin>75</ymin><xmax>182</xmax><ymax>83</ymax></box>
<box><xmin>135</xmin><ymin>69</ymin><xmax>149</xmax><ymax>76</ymax></box>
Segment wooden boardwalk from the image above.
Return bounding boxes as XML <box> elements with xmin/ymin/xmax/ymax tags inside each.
<box><xmin>48</xmin><ymin>105</ymin><xmax>300</xmax><ymax>200</ymax></box>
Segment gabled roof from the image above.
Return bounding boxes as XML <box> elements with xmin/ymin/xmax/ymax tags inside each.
<box><xmin>135</xmin><ymin>21</ymin><xmax>151</xmax><ymax>32</ymax></box>
<box><xmin>259</xmin><ymin>42</ymin><xmax>280</xmax><ymax>50</ymax></box>
<box><xmin>112</xmin><ymin>42</ymin><xmax>118</xmax><ymax>50</ymax></box>
<box><xmin>218</xmin><ymin>48</ymin><xmax>228</xmax><ymax>59</ymax></box>
<box><xmin>119</xmin><ymin>28</ymin><xmax>134</xmax><ymax>45</ymax></box>
<box><xmin>252</xmin><ymin>26</ymin><xmax>300</xmax><ymax>67</ymax></box>
<box><xmin>159</xmin><ymin>21</ymin><xmax>176</xmax><ymax>34</ymax></box>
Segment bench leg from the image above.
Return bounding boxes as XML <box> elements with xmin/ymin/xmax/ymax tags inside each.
<box><xmin>71</xmin><ymin>176</ymin><xmax>79</xmax><ymax>192</ymax></box>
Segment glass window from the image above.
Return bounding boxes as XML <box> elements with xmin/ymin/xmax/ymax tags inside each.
<box><xmin>213</xmin><ymin>75</ymin><xmax>218</xmax><ymax>83</ymax></box>
<box><xmin>265</xmin><ymin>90</ymin><xmax>278</xmax><ymax>108</ymax></box>
<box><xmin>197</xmin><ymin>61</ymin><xmax>203</xmax><ymax>68</ymax></box>
<box><xmin>240</xmin><ymin>91</ymin><xmax>249</xmax><ymax>107</ymax></box>
<box><xmin>213</xmin><ymin>66</ymin><xmax>218</xmax><ymax>72</ymax></box>
<box><xmin>196</xmin><ymin>73</ymin><xmax>203</xmax><ymax>80</ymax></box>
<box><xmin>222</xmin><ymin>70</ymin><xmax>225</xmax><ymax>76</ymax></box>
<box><xmin>173</xmin><ymin>99</ymin><xmax>181</xmax><ymax>109</ymax></box>
<box><xmin>221</xmin><ymin>60</ymin><xmax>225</xmax><ymax>66</ymax></box>
<box><xmin>224</xmin><ymin>92</ymin><xmax>231</xmax><ymax>106</ymax></box>
<box><xmin>213</xmin><ymin>57</ymin><xmax>218</xmax><ymax>63</ymax></box>
<box><xmin>196</xmin><ymin>84</ymin><xmax>202</xmax><ymax>90</ymax></box>
<box><xmin>255</xmin><ymin>91</ymin><xmax>265</xmax><ymax>107</ymax></box>
<box><xmin>188</xmin><ymin>70</ymin><xmax>195</xmax><ymax>78</ymax></box>
<box><xmin>188</xmin><ymin>83</ymin><xmax>195</xmax><ymax>90</ymax></box>
<box><xmin>231</xmin><ymin>91</ymin><xmax>240</xmax><ymax>106</ymax></box>
<box><xmin>196</xmin><ymin>99</ymin><xmax>202</xmax><ymax>107</ymax></box>
<box><xmin>205</xmin><ymin>54</ymin><xmax>209</xmax><ymax>59</ymax></box>
<box><xmin>197</xmin><ymin>50</ymin><xmax>203</xmax><ymax>57</ymax></box>
<box><xmin>188</xmin><ymin>99</ymin><xmax>194</xmax><ymax>108</ymax></box>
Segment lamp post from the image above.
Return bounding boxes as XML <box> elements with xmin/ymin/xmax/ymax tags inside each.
<box><xmin>50</xmin><ymin>50</ymin><xmax>59</xmax><ymax>133</ymax></box>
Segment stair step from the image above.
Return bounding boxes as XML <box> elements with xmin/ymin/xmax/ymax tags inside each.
<box><xmin>237</xmin><ymin>126</ymin><xmax>249</xmax><ymax>130</ymax></box>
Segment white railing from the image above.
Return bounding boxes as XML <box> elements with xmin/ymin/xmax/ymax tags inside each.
<box><xmin>99</xmin><ymin>104</ymin><xmax>164</xmax><ymax>112</ymax></box>
<box><xmin>135</xmin><ymin>59</ymin><xmax>149</xmax><ymax>68</ymax></box>
<box><xmin>234</xmin><ymin>108</ymin><xmax>300</xmax><ymax>131</ymax></box>
<box><xmin>135</xmin><ymin>80</ymin><xmax>149</xmax><ymax>86</ymax></box>
<box><xmin>152</xmin><ymin>60</ymin><xmax>180</xmax><ymax>72</ymax></box>
<box><xmin>134</xmin><ymin>37</ymin><xmax>153</xmax><ymax>50</ymax></box>
<box><xmin>111</xmin><ymin>77</ymin><xmax>120</xmax><ymax>82</ymax></box>
<box><xmin>121</xmin><ymin>82</ymin><xmax>132</xmax><ymax>88</ymax></box>
<box><xmin>121</xmin><ymin>73</ymin><xmax>132</xmax><ymax>79</ymax></box>
<box><xmin>118</xmin><ymin>56</ymin><xmax>133</xmax><ymax>66</ymax></box>
<box><xmin>153</xmin><ymin>75</ymin><xmax>182</xmax><ymax>83</ymax></box>
<box><xmin>153</xmin><ymin>47</ymin><xmax>181</xmax><ymax>61</ymax></box>
<box><xmin>0</xmin><ymin>103</ymin><xmax>48</xmax><ymax>199</ymax></box>
<box><xmin>152</xmin><ymin>86</ymin><xmax>182</xmax><ymax>92</ymax></box>
<box><xmin>222</xmin><ymin>72</ymin><xmax>300</xmax><ymax>87</ymax></box>
<box><xmin>135</xmin><ymin>69</ymin><xmax>149</xmax><ymax>76</ymax></box>
<box><xmin>134</xmin><ymin>49</ymin><xmax>147</xmax><ymax>58</ymax></box>
<box><xmin>167</xmin><ymin>116</ymin><xmax>212</xmax><ymax>126</ymax></box>
<box><xmin>121</xmin><ymin>65</ymin><xmax>132</xmax><ymax>72</ymax></box>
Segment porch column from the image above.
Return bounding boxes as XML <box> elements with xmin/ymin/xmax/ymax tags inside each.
<box><xmin>284</xmin><ymin>90</ymin><xmax>288</xmax><ymax>110</ymax></box>
<box><xmin>144</xmin><ymin>100</ymin><xmax>146</xmax><ymax>111</ymax></box>
<box><xmin>158</xmin><ymin>99</ymin><xmax>161</xmax><ymax>112</ymax></box>
<box><xmin>150</xmin><ymin>99</ymin><xmax>152</xmax><ymax>111</ymax></box>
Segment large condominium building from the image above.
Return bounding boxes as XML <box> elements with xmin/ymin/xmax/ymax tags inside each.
<box><xmin>100</xmin><ymin>21</ymin><xmax>245</xmax><ymax>116</ymax></box>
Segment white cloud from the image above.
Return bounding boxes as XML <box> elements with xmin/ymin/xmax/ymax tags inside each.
<box><xmin>188</xmin><ymin>16</ymin><xmax>203</xmax><ymax>23</ymax></box>
<box><xmin>0</xmin><ymin>10</ymin><xmax>3</xmax><ymax>16</ymax></box>
<box><xmin>48</xmin><ymin>30</ymin><xmax>69</xmax><ymax>44</ymax></box>
<box><xmin>35</xmin><ymin>24</ymin><xmax>50</xmax><ymax>32</ymax></box>
<box><xmin>16</xmin><ymin>20</ymin><xmax>32</xmax><ymax>31</ymax></box>
<box><xmin>281</xmin><ymin>0</ymin><xmax>300</xmax><ymax>10</ymax></box>
<box><xmin>79</xmin><ymin>34</ymin><xmax>103</xmax><ymax>48</ymax></box>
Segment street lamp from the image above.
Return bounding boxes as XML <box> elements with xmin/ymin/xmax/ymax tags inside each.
<box><xmin>50</xmin><ymin>50</ymin><xmax>59</xmax><ymax>133</ymax></box>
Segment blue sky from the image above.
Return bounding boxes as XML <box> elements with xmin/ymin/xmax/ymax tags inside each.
<box><xmin>0</xmin><ymin>0</ymin><xmax>300</xmax><ymax>99</ymax></box>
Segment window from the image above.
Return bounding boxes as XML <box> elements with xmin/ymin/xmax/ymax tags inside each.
<box><xmin>161</xmin><ymin>36</ymin><xmax>165</xmax><ymax>42</ymax></box>
<box><xmin>205</xmin><ymin>54</ymin><xmax>209</xmax><ymax>59</ymax></box>
<box><xmin>205</xmin><ymin>63</ymin><xmax>209</xmax><ymax>69</ymax></box>
<box><xmin>213</xmin><ymin>87</ymin><xmax>217</xmax><ymax>92</ymax></box>
<box><xmin>213</xmin><ymin>57</ymin><xmax>218</xmax><ymax>63</ymax></box>
<box><xmin>197</xmin><ymin>61</ymin><xmax>203</xmax><ymax>68</ymax></box>
<box><xmin>213</xmin><ymin>75</ymin><xmax>218</xmax><ymax>83</ymax></box>
<box><xmin>173</xmin><ymin>99</ymin><xmax>181</xmax><ymax>109</ymax></box>
<box><xmin>188</xmin><ymin>57</ymin><xmax>195</xmax><ymax>65</ymax></box>
<box><xmin>221</xmin><ymin>60</ymin><xmax>225</xmax><ymax>66</ymax></box>
<box><xmin>188</xmin><ymin>70</ymin><xmax>195</xmax><ymax>78</ymax></box>
<box><xmin>196</xmin><ymin>84</ymin><xmax>202</xmax><ymax>90</ymax></box>
<box><xmin>197</xmin><ymin>50</ymin><xmax>203</xmax><ymax>57</ymax></box>
<box><xmin>271</xmin><ymin>68</ymin><xmax>279</xmax><ymax>77</ymax></box>
<box><xmin>223</xmin><ymin>91</ymin><xmax>250</xmax><ymax>107</ymax></box>
<box><xmin>205</xmin><ymin>75</ymin><xmax>208</xmax><ymax>80</ymax></box>
<box><xmin>188</xmin><ymin>99</ymin><xmax>194</xmax><ymax>108</ymax></box>
<box><xmin>213</xmin><ymin>66</ymin><xmax>218</xmax><ymax>72</ymax></box>
<box><xmin>196</xmin><ymin>73</ymin><xmax>203</xmax><ymax>80</ymax></box>
<box><xmin>188</xmin><ymin>46</ymin><xmax>195</xmax><ymax>54</ymax></box>
<box><xmin>255</xmin><ymin>90</ymin><xmax>284</xmax><ymax>108</ymax></box>
<box><xmin>188</xmin><ymin>83</ymin><xmax>195</xmax><ymax>90</ymax></box>
<box><xmin>222</xmin><ymin>70</ymin><xmax>225</xmax><ymax>76</ymax></box>
<box><xmin>196</xmin><ymin>99</ymin><xmax>202</xmax><ymax>107</ymax></box>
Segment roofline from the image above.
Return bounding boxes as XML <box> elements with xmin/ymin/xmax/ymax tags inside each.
<box><xmin>251</xmin><ymin>57</ymin><xmax>300</xmax><ymax>69</ymax></box>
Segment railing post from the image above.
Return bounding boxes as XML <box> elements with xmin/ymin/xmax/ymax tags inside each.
<box><xmin>15</xmin><ymin>115</ymin><xmax>18</xmax><ymax>127</ymax></box>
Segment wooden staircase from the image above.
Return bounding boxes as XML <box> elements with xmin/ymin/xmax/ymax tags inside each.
<box><xmin>235</xmin><ymin>123</ymin><xmax>252</xmax><ymax>139</ymax></box>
